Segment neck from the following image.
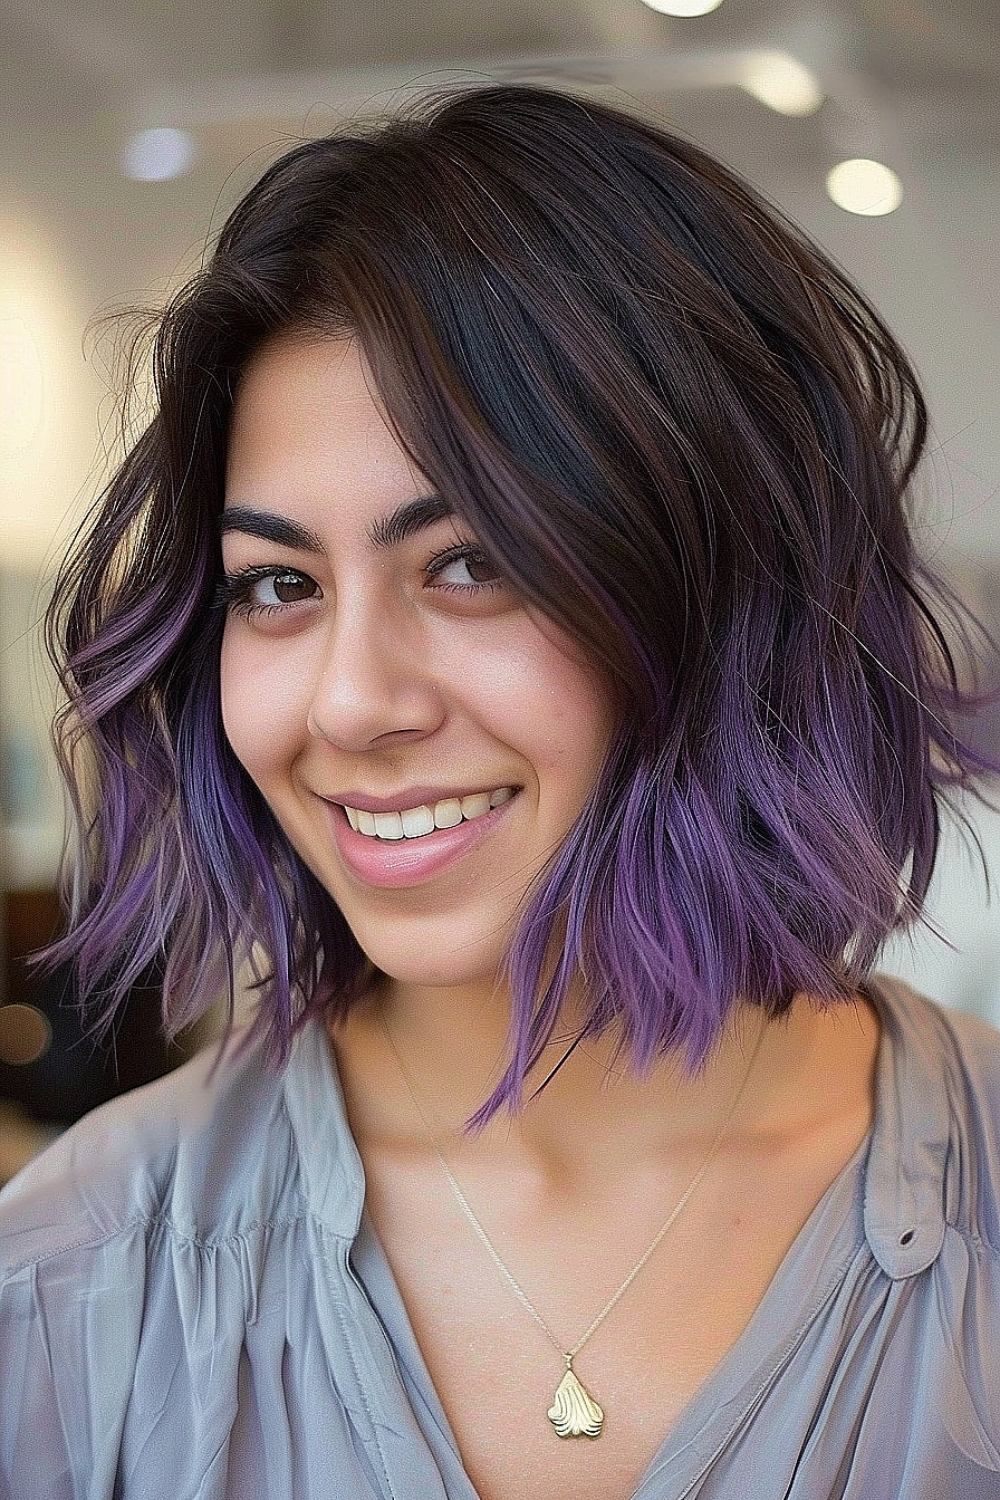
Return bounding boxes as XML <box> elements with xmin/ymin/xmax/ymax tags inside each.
<box><xmin>330</xmin><ymin>973</ymin><xmax>783</xmax><ymax>1176</ymax></box>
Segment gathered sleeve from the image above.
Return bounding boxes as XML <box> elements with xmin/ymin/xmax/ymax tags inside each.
<box><xmin>0</xmin><ymin>1215</ymin><xmax>279</xmax><ymax>1500</ymax></box>
<box><xmin>928</xmin><ymin>1227</ymin><xmax>1000</xmax><ymax>1473</ymax></box>
<box><xmin>1</xmin><ymin>1224</ymin><xmax>148</xmax><ymax>1500</ymax></box>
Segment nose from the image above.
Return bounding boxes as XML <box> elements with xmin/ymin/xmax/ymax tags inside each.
<box><xmin>305</xmin><ymin>594</ymin><xmax>444</xmax><ymax>751</ymax></box>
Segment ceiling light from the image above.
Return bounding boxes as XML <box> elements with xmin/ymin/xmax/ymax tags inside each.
<box><xmin>741</xmin><ymin>51</ymin><xmax>823</xmax><ymax>116</ymax></box>
<box><xmin>825</xmin><ymin>157</ymin><xmax>903</xmax><ymax>216</ymax></box>
<box><xmin>639</xmin><ymin>0</ymin><xmax>725</xmax><ymax>16</ymax></box>
<box><xmin>121</xmin><ymin>127</ymin><xmax>197</xmax><ymax>182</ymax></box>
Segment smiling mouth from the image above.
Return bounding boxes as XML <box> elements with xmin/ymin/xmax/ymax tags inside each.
<box><xmin>342</xmin><ymin>786</ymin><xmax>516</xmax><ymax>841</ymax></box>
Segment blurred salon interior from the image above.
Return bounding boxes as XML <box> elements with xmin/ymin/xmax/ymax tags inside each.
<box><xmin>1</xmin><ymin>0</ymin><xmax>998</xmax><ymax>1180</ymax></box>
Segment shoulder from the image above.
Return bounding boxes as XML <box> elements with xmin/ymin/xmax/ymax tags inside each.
<box><xmin>873</xmin><ymin>973</ymin><xmax>1000</xmax><ymax>1111</ymax></box>
<box><xmin>0</xmin><ymin>1018</ymin><xmax>342</xmax><ymax>1275</ymax></box>
<box><xmin>870</xmin><ymin>975</ymin><xmax>1000</xmax><ymax>1250</ymax></box>
<box><xmin>0</xmin><ymin>1019</ymin><xmax>365</xmax><ymax>1495</ymax></box>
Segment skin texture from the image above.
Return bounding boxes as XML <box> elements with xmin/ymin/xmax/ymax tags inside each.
<box><xmin>221</xmin><ymin>334</ymin><xmax>615</xmax><ymax>1003</ymax></box>
<box><xmin>220</xmin><ymin>332</ymin><xmax>881</xmax><ymax>1500</ymax></box>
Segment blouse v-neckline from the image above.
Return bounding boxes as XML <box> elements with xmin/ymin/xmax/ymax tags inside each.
<box><xmin>299</xmin><ymin>979</ymin><xmax>940</xmax><ymax>1499</ymax></box>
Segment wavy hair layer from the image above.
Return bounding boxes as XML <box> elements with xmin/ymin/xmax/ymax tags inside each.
<box><xmin>46</xmin><ymin>84</ymin><xmax>992</xmax><ymax>1122</ymax></box>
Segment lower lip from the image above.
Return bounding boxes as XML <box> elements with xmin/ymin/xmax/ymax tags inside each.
<box><xmin>326</xmin><ymin>796</ymin><xmax>518</xmax><ymax>889</ymax></box>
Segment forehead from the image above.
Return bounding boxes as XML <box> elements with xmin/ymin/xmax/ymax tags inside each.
<box><xmin>225</xmin><ymin>335</ymin><xmax>423</xmax><ymax>515</ymax></box>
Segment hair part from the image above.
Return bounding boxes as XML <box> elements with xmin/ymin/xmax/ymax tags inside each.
<box><xmin>44</xmin><ymin>84</ymin><xmax>996</xmax><ymax>1124</ymax></box>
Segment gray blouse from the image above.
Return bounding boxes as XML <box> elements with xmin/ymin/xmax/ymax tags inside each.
<box><xmin>1</xmin><ymin>976</ymin><xmax>999</xmax><ymax>1499</ymax></box>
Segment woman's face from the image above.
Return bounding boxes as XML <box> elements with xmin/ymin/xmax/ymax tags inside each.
<box><xmin>220</xmin><ymin>336</ymin><xmax>614</xmax><ymax>993</ymax></box>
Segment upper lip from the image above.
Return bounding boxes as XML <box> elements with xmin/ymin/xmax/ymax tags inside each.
<box><xmin>320</xmin><ymin>785</ymin><xmax>518</xmax><ymax>815</ymax></box>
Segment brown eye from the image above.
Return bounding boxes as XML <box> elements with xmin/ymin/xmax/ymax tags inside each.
<box><xmin>221</xmin><ymin>565</ymin><xmax>323</xmax><ymax>619</ymax></box>
<box><xmin>271</xmin><ymin>570</ymin><xmax>317</xmax><ymax>602</ymax></box>
<box><xmin>429</xmin><ymin>547</ymin><xmax>503</xmax><ymax>591</ymax></box>
<box><xmin>462</xmin><ymin>551</ymin><xmax>500</xmax><ymax>584</ymax></box>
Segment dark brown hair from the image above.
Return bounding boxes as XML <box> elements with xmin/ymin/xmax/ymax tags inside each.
<box><xmin>47</xmin><ymin>84</ymin><xmax>991</xmax><ymax>1121</ymax></box>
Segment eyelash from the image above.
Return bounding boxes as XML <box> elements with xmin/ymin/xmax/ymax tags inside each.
<box><xmin>217</xmin><ymin>542</ymin><xmax>503</xmax><ymax>621</ymax></box>
<box><xmin>424</xmin><ymin>543</ymin><xmax>503</xmax><ymax>595</ymax></box>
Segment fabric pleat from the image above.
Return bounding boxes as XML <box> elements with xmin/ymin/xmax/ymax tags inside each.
<box><xmin>1</xmin><ymin>978</ymin><xmax>998</xmax><ymax>1499</ymax></box>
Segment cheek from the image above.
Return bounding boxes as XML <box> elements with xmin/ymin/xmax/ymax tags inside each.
<box><xmin>546</xmin><ymin>688</ymin><xmax>616</xmax><ymax>807</ymax></box>
<box><xmin>469</xmin><ymin>629</ymin><xmax>614</xmax><ymax>797</ymax></box>
<box><xmin>218</xmin><ymin>630</ymin><xmax>301</xmax><ymax>787</ymax></box>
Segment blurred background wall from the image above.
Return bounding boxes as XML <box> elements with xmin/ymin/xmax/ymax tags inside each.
<box><xmin>1</xmin><ymin>0</ymin><xmax>998</xmax><ymax>1172</ymax></box>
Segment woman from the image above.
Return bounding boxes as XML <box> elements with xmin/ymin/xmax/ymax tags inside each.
<box><xmin>1</xmin><ymin>84</ymin><xmax>998</xmax><ymax>1500</ymax></box>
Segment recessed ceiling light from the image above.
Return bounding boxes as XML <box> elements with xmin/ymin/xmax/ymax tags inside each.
<box><xmin>826</xmin><ymin>157</ymin><xmax>903</xmax><ymax>216</ymax></box>
<box><xmin>741</xmin><ymin>51</ymin><xmax>823</xmax><ymax>116</ymax></box>
<box><xmin>639</xmin><ymin>0</ymin><xmax>725</xmax><ymax>15</ymax></box>
<box><xmin>121</xmin><ymin>127</ymin><xmax>197</xmax><ymax>183</ymax></box>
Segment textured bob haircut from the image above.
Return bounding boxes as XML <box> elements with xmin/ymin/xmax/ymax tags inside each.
<box><xmin>47</xmin><ymin>83</ymin><xmax>990</xmax><ymax>1123</ymax></box>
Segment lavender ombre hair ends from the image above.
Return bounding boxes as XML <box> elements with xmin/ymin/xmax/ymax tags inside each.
<box><xmin>44</xmin><ymin>84</ymin><xmax>993</xmax><ymax>1123</ymax></box>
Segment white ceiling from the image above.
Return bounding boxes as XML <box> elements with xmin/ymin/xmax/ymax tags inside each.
<box><xmin>2</xmin><ymin>0</ymin><xmax>996</xmax><ymax>121</ymax></box>
<box><xmin>1</xmin><ymin>0</ymin><xmax>998</xmax><ymax>570</ymax></box>
<box><xmin>2</xmin><ymin>0</ymin><xmax>997</xmax><ymax>106</ymax></box>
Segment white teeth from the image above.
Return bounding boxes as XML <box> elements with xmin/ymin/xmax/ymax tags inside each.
<box><xmin>400</xmin><ymin>804</ymin><xmax>434</xmax><ymax>838</ymax></box>
<box><xmin>373</xmin><ymin>811</ymin><xmax>405</xmax><ymax>840</ymax></box>
<box><xmin>344</xmin><ymin>787</ymin><xmax>516</xmax><ymax>841</ymax></box>
<box><xmin>433</xmin><ymin>798</ymin><xmax>463</xmax><ymax>829</ymax></box>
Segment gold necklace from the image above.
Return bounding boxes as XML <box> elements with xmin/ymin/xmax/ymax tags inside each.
<box><xmin>379</xmin><ymin>1009</ymin><xmax>767</xmax><ymax>1440</ymax></box>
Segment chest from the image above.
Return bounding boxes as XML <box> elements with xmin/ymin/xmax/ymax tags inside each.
<box><xmin>359</xmin><ymin>1134</ymin><xmax>862</xmax><ymax>1500</ymax></box>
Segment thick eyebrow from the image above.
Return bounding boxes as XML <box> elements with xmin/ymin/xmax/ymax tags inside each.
<box><xmin>367</xmin><ymin>493</ymin><xmax>453</xmax><ymax>550</ymax></box>
<box><xmin>219</xmin><ymin>508</ymin><xmax>324</xmax><ymax>553</ymax></box>
<box><xmin>219</xmin><ymin>494</ymin><xmax>454</xmax><ymax>554</ymax></box>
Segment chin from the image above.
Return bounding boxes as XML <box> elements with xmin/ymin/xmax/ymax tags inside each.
<box><xmin>347</xmin><ymin>924</ymin><xmax>508</xmax><ymax>995</ymax></box>
<box><xmin>336</xmin><ymin>899</ymin><xmax>517</xmax><ymax>996</ymax></box>
<box><xmin>363</xmin><ymin>950</ymin><xmax>503</xmax><ymax>993</ymax></box>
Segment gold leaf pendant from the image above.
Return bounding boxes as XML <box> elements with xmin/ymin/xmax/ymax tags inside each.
<box><xmin>547</xmin><ymin>1363</ymin><xmax>604</xmax><ymax>1439</ymax></box>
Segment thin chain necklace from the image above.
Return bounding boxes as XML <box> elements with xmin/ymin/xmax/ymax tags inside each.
<box><xmin>379</xmin><ymin>1008</ymin><xmax>767</xmax><ymax>1440</ymax></box>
